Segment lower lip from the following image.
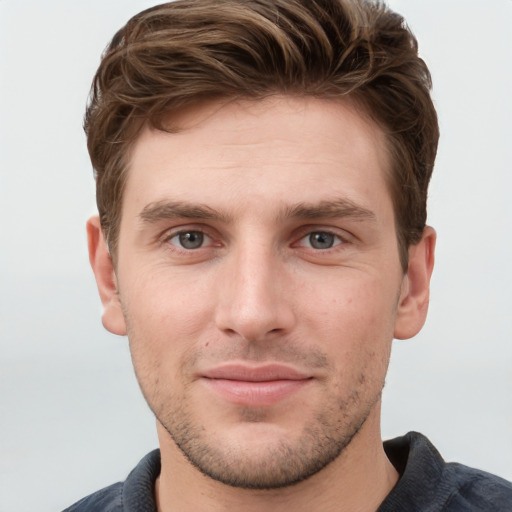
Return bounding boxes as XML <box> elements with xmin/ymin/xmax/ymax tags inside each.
<box><xmin>202</xmin><ymin>378</ymin><xmax>311</xmax><ymax>407</ymax></box>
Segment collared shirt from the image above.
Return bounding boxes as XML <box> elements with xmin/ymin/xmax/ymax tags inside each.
<box><xmin>63</xmin><ymin>432</ymin><xmax>512</xmax><ymax>511</ymax></box>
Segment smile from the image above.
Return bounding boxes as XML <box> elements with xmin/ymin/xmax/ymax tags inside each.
<box><xmin>200</xmin><ymin>364</ymin><xmax>313</xmax><ymax>407</ymax></box>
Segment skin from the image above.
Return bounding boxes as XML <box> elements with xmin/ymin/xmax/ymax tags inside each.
<box><xmin>88</xmin><ymin>96</ymin><xmax>435</xmax><ymax>512</ymax></box>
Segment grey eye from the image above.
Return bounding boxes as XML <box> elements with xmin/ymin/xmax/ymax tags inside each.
<box><xmin>309</xmin><ymin>232</ymin><xmax>336</xmax><ymax>249</ymax></box>
<box><xmin>178</xmin><ymin>231</ymin><xmax>204</xmax><ymax>249</ymax></box>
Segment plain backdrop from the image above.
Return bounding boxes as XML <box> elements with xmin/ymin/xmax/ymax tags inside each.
<box><xmin>1</xmin><ymin>1</ymin><xmax>511</xmax><ymax>511</ymax></box>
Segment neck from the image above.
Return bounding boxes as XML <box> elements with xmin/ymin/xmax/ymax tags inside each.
<box><xmin>155</xmin><ymin>404</ymin><xmax>398</xmax><ymax>512</ymax></box>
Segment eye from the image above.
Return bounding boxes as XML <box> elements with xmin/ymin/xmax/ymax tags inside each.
<box><xmin>300</xmin><ymin>231</ymin><xmax>342</xmax><ymax>250</ymax></box>
<box><xmin>169</xmin><ymin>230</ymin><xmax>210</xmax><ymax>250</ymax></box>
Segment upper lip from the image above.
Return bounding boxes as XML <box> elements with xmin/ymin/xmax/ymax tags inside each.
<box><xmin>201</xmin><ymin>364</ymin><xmax>311</xmax><ymax>382</ymax></box>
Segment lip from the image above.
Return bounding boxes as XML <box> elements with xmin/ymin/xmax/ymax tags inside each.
<box><xmin>200</xmin><ymin>364</ymin><xmax>313</xmax><ymax>407</ymax></box>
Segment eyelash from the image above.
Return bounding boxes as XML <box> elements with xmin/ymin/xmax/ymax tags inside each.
<box><xmin>295</xmin><ymin>230</ymin><xmax>345</xmax><ymax>250</ymax></box>
<box><xmin>162</xmin><ymin>228</ymin><xmax>217</xmax><ymax>254</ymax></box>
<box><xmin>162</xmin><ymin>226</ymin><xmax>350</xmax><ymax>253</ymax></box>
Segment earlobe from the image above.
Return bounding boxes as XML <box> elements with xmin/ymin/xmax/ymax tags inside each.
<box><xmin>87</xmin><ymin>216</ymin><xmax>127</xmax><ymax>336</ymax></box>
<box><xmin>394</xmin><ymin>226</ymin><xmax>436</xmax><ymax>340</ymax></box>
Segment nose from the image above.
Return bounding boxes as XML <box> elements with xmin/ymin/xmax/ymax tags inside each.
<box><xmin>214</xmin><ymin>242</ymin><xmax>296</xmax><ymax>342</ymax></box>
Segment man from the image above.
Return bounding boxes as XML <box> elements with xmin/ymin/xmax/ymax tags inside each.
<box><xmin>65</xmin><ymin>0</ymin><xmax>512</xmax><ymax>510</ymax></box>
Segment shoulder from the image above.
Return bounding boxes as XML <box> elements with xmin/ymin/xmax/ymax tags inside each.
<box><xmin>380</xmin><ymin>432</ymin><xmax>512</xmax><ymax>512</ymax></box>
<box><xmin>62</xmin><ymin>482</ymin><xmax>123</xmax><ymax>512</ymax></box>
<box><xmin>63</xmin><ymin>482</ymin><xmax>123</xmax><ymax>512</ymax></box>
<box><xmin>442</xmin><ymin>461</ymin><xmax>512</xmax><ymax>511</ymax></box>
<box><xmin>62</xmin><ymin>450</ymin><xmax>161</xmax><ymax>512</ymax></box>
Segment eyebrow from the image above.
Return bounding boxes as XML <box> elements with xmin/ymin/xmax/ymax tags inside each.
<box><xmin>139</xmin><ymin>200</ymin><xmax>231</xmax><ymax>224</ymax></box>
<box><xmin>278</xmin><ymin>199</ymin><xmax>376</xmax><ymax>222</ymax></box>
<box><xmin>139</xmin><ymin>198</ymin><xmax>376</xmax><ymax>225</ymax></box>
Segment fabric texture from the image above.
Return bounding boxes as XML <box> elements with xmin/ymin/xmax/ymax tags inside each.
<box><xmin>63</xmin><ymin>449</ymin><xmax>160</xmax><ymax>512</ymax></box>
<box><xmin>377</xmin><ymin>433</ymin><xmax>512</xmax><ymax>511</ymax></box>
<box><xmin>63</xmin><ymin>432</ymin><xmax>512</xmax><ymax>511</ymax></box>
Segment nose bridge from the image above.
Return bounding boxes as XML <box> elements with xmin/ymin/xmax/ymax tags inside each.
<box><xmin>215</xmin><ymin>236</ymin><xmax>294</xmax><ymax>341</ymax></box>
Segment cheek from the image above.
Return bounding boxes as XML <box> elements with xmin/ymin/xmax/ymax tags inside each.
<box><xmin>123</xmin><ymin>266</ymin><xmax>217</xmax><ymax>336</ymax></box>
<box><xmin>304</xmin><ymin>273</ymin><xmax>399</xmax><ymax>336</ymax></box>
<box><xmin>301</xmin><ymin>274</ymin><xmax>398</xmax><ymax>376</ymax></box>
<box><xmin>120</xmin><ymin>268</ymin><xmax>218</xmax><ymax>388</ymax></box>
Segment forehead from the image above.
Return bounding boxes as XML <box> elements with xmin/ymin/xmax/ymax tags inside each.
<box><xmin>125</xmin><ymin>96</ymin><xmax>392</xmax><ymax>216</ymax></box>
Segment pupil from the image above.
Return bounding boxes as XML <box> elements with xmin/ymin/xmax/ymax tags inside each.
<box><xmin>310</xmin><ymin>232</ymin><xmax>334</xmax><ymax>249</ymax></box>
<box><xmin>179</xmin><ymin>231</ymin><xmax>204</xmax><ymax>249</ymax></box>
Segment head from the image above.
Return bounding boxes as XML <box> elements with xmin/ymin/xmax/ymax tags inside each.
<box><xmin>85</xmin><ymin>0</ymin><xmax>438</xmax><ymax>271</ymax></box>
<box><xmin>86</xmin><ymin>0</ymin><xmax>438</xmax><ymax>496</ymax></box>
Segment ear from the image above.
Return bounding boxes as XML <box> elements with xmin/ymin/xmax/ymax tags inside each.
<box><xmin>87</xmin><ymin>215</ymin><xmax>127</xmax><ymax>336</ymax></box>
<box><xmin>394</xmin><ymin>226</ymin><xmax>436</xmax><ymax>340</ymax></box>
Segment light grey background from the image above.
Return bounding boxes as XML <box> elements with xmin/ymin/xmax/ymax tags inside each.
<box><xmin>1</xmin><ymin>1</ymin><xmax>511</xmax><ymax>511</ymax></box>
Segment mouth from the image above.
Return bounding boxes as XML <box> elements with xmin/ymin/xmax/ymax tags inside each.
<box><xmin>200</xmin><ymin>364</ymin><xmax>313</xmax><ymax>407</ymax></box>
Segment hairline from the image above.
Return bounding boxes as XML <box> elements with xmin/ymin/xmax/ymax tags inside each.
<box><xmin>104</xmin><ymin>92</ymin><xmax>410</xmax><ymax>271</ymax></box>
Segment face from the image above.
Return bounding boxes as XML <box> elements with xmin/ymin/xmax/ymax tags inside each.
<box><xmin>91</xmin><ymin>96</ymin><xmax>432</xmax><ymax>489</ymax></box>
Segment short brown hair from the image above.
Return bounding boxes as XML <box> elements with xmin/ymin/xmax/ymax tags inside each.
<box><xmin>85</xmin><ymin>0</ymin><xmax>439</xmax><ymax>270</ymax></box>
